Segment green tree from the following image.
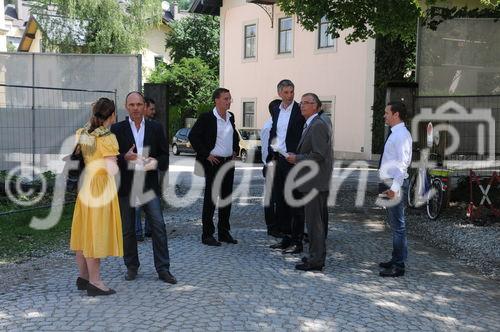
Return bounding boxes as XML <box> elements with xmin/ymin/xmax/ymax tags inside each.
<box><xmin>165</xmin><ymin>14</ymin><xmax>220</xmax><ymax>69</ymax></box>
<box><xmin>148</xmin><ymin>57</ymin><xmax>218</xmax><ymax>135</ymax></box>
<box><xmin>27</xmin><ymin>0</ymin><xmax>162</xmax><ymax>54</ymax></box>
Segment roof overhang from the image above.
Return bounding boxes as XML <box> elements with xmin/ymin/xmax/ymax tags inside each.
<box><xmin>246</xmin><ymin>0</ymin><xmax>276</xmax><ymax>4</ymax></box>
<box><xmin>18</xmin><ymin>15</ymin><xmax>38</xmax><ymax>52</ymax></box>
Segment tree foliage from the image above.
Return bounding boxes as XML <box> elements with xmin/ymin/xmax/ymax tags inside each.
<box><xmin>148</xmin><ymin>57</ymin><xmax>218</xmax><ymax>135</ymax></box>
<box><xmin>27</xmin><ymin>0</ymin><xmax>162</xmax><ymax>54</ymax></box>
<box><xmin>165</xmin><ymin>14</ymin><xmax>220</xmax><ymax>70</ymax></box>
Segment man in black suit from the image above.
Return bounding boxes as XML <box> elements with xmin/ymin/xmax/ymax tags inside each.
<box><xmin>267</xmin><ymin>79</ymin><xmax>306</xmax><ymax>253</ymax></box>
<box><xmin>111</xmin><ymin>91</ymin><xmax>176</xmax><ymax>284</ymax></box>
<box><xmin>188</xmin><ymin>88</ymin><xmax>240</xmax><ymax>246</ymax></box>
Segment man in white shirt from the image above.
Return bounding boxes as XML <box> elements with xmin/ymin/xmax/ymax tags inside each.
<box><xmin>111</xmin><ymin>91</ymin><xmax>176</xmax><ymax>284</ymax></box>
<box><xmin>378</xmin><ymin>101</ymin><xmax>413</xmax><ymax>278</ymax></box>
<box><xmin>267</xmin><ymin>80</ymin><xmax>306</xmax><ymax>253</ymax></box>
<box><xmin>188</xmin><ymin>88</ymin><xmax>240</xmax><ymax>246</ymax></box>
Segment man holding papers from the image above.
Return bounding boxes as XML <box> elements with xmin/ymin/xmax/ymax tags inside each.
<box><xmin>267</xmin><ymin>79</ymin><xmax>306</xmax><ymax>253</ymax></box>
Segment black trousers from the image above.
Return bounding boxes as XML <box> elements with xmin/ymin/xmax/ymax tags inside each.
<box><xmin>274</xmin><ymin>156</ymin><xmax>305</xmax><ymax>245</ymax></box>
<box><xmin>201</xmin><ymin>157</ymin><xmax>235</xmax><ymax>239</ymax></box>
<box><xmin>119</xmin><ymin>195</ymin><xmax>170</xmax><ymax>273</ymax></box>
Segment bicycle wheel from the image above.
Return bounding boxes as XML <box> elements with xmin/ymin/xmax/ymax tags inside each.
<box><xmin>426</xmin><ymin>178</ymin><xmax>444</xmax><ymax>220</ymax></box>
<box><xmin>407</xmin><ymin>171</ymin><xmax>418</xmax><ymax>208</ymax></box>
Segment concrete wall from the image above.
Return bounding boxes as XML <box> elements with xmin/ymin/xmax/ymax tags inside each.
<box><xmin>220</xmin><ymin>0</ymin><xmax>375</xmax><ymax>159</ymax></box>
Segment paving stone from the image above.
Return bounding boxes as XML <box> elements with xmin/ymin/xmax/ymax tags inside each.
<box><xmin>0</xmin><ymin>173</ymin><xmax>499</xmax><ymax>331</ymax></box>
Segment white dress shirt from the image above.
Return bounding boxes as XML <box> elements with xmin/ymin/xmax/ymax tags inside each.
<box><xmin>276</xmin><ymin>102</ymin><xmax>294</xmax><ymax>153</ymax></box>
<box><xmin>260</xmin><ymin>118</ymin><xmax>273</xmax><ymax>163</ymax></box>
<box><xmin>210</xmin><ymin>108</ymin><xmax>234</xmax><ymax>157</ymax></box>
<box><xmin>128</xmin><ymin>116</ymin><xmax>145</xmax><ymax>153</ymax></box>
<box><xmin>379</xmin><ymin>122</ymin><xmax>413</xmax><ymax>193</ymax></box>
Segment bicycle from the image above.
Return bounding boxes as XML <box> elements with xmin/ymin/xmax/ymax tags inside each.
<box><xmin>407</xmin><ymin>152</ymin><xmax>451</xmax><ymax>220</ymax></box>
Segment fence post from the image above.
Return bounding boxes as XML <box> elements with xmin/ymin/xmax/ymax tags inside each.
<box><xmin>31</xmin><ymin>53</ymin><xmax>35</xmax><ymax>180</ymax></box>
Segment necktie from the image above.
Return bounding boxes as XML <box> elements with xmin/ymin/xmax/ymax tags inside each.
<box><xmin>301</xmin><ymin>123</ymin><xmax>308</xmax><ymax>137</ymax></box>
<box><xmin>378</xmin><ymin>129</ymin><xmax>392</xmax><ymax>169</ymax></box>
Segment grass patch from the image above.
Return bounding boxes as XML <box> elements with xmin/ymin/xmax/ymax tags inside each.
<box><xmin>0</xmin><ymin>204</ymin><xmax>74</xmax><ymax>264</ymax></box>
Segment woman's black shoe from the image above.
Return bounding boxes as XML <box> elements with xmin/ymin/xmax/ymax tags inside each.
<box><xmin>76</xmin><ymin>277</ymin><xmax>89</xmax><ymax>290</ymax></box>
<box><xmin>86</xmin><ymin>283</ymin><xmax>116</xmax><ymax>296</ymax></box>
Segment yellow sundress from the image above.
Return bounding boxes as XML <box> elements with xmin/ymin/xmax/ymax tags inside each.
<box><xmin>70</xmin><ymin>126</ymin><xmax>123</xmax><ymax>258</ymax></box>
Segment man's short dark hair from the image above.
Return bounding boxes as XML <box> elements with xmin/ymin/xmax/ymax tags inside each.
<box><xmin>145</xmin><ymin>97</ymin><xmax>155</xmax><ymax>107</ymax></box>
<box><xmin>212</xmin><ymin>88</ymin><xmax>230</xmax><ymax>102</ymax></box>
<box><xmin>125</xmin><ymin>91</ymin><xmax>145</xmax><ymax>104</ymax></box>
<box><xmin>268</xmin><ymin>99</ymin><xmax>281</xmax><ymax>115</ymax></box>
<box><xmin>277</xmin><ymin>79</ymin><xmax>294</xmax><ymax>93</ymax></box>
<box><xmin>387</xmin><ymin>101</ymin><xmax>407</xmax><ymax>121</ymax></box>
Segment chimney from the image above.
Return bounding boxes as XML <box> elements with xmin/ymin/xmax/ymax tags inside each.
<box><xmin>172</xmin><ymin>1</ymin><xmax>179</xmax><ymax>19</ymax></box>
<box><xmin>16</xmin><ymin>0</ymin><xmax>27</xmax><ymax>21</ymax></box>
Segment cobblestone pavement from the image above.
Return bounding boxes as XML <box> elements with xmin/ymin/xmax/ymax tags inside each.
<box><xmin>1</xmin><ymin>179</ymin><xmax>499</xmax><ymax>331</ymax></box>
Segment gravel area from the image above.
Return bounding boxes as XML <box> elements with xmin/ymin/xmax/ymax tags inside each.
<box><xmin>405</xmin><ymin>201</ymin><xmax>500</xmax><ymax>280</ymax></box>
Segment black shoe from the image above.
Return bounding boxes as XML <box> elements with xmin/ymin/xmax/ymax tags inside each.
<box><xmin>76</xmin><ymin>277</ymin><xmax>89</xmax><ymax>290</ymax></box>
<box><xmin>379</xmin><ymin>266</ymin><xmax>405</xmax><ymax>277</ymax></box>
<box><xmin>202</xmin><ymin>236</ymin><xmax>221</xmax><ymax>246</ymax></box>
<box><xmin>267</xmin><ymin>230</ymin><xmax>284</xmax><ymax>238</ymax></box>
<box><xmin>125</xmin><ymin>269</ymin><xmax>137</xmax><ymax>281</ymax></box>
<box><xmin>269</xmin><ymin>239</ymin><xmax>291</xmax><ymax>250</ymax></box>
<box><xmin>301</xmin><ymin>256</ymin><xmax>308</xmax><ymax>263</ymax></box>
<box><xmin>283</xmin><ymin>244</ymin><xmax>303</xmax><ymax>254</ymax></box>
<box><xmin>144</xmin><ymin>232</ymin><xmax>152</xmax><ymax>238</ymax></box>
<box><xmin>137</xmin><ymin>235</ymin><xmax>144</xmax><ymax>242</ymax></box>
<box><xmin>158</xmin><ymin>271</ymin><xmax>177</xmax><ymax>284</ymax></box>
<box><xmin>218</xmin><ymin>234</ymin><xmax>238</xmax><ymax>244</ymax></box>
<box><xmin>86</xmin><ymin>283</ymin><xmax>116</xmax><ymax>296</ymax></box>
<box><xmin>295</xmin><ymin>263</ymin><xmax>324</xmax><ymax>272</ymax></box>
<box><xmin>378</xmin><ymin>260</ymin><xmax>395</xmax><ymax>269</ymax></box>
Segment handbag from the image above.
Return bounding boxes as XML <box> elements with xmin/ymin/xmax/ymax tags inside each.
<box><xmin>63</xmin><ymin>144</ymin><xmax>84</xmax><ymax>191</ymax></box>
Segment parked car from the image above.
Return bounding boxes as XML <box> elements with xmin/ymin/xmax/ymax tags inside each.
<box><xmin>237</xmin><ymin>128</ymin><xmax>262</xmax><ymax>163</ymax></box>
<box><xmin>171</xmin><ymin>128</ymin><xmax>195</xmax><ymax>155</ymax></box>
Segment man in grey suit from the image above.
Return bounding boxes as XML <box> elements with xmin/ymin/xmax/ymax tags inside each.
<box><xmin>286</xmin><ymin>93</ymin><xmax>333</xmax><ymax>271</ymax></box>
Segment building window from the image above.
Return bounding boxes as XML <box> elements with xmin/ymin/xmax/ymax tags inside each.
<box><xmin>318</xmin><ymin>16</ymin><xmax>335</xmax><ymax>49</ymax></box>
<box><xmin>243</xmin><ymin>102</ymin><xmax>255</xmax><ymax>127</ymax></box>
<box><xmin>154</xmin><ymin>56</ymin><xmax>164</xmax><ymax>67</ymax></box>
<box><xmin>244</xmin><ymin>24</ymin><xmax>256</xmax><ymax>58</ymax></box>
<box><xmin>321</xmin><ymin>100</ymin><xmax>333</xmax><ymax>119</ymax></box>
<box><xmin>278</xmin><ymin>17</ymin><xmax>293</xmax><ymax>54</ymax></box>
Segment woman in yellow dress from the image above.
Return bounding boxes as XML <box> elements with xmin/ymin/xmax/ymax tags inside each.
<box><xmin>70</xmin><ymin>97</ymin><xmax>123</xmax><ymax>296</ymax></box>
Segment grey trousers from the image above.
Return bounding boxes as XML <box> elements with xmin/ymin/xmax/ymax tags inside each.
<box><xmin>304</xmin><ymin>191</ymin><xmax>329</xmax><ymax>266</ymax></box>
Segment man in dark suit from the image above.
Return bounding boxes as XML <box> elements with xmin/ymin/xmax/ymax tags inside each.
<box><xmin>111</xmin><ymin>91</ymin><xmax>176</xmax><ymax>284</ymax></box>
<box><xmin>188</xmin><ymin>88</ymin><xmax>240</xmax><ymax>246</ymax></box>
<box><xmin>287</xmin><ymin>93</ymin><xmax>333</xmax><ymax>271</ymax></box>
<box><xmin>267</xmin><ymin>79</ymin><xmax>306</xmax><ymax>253</ymax></box>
